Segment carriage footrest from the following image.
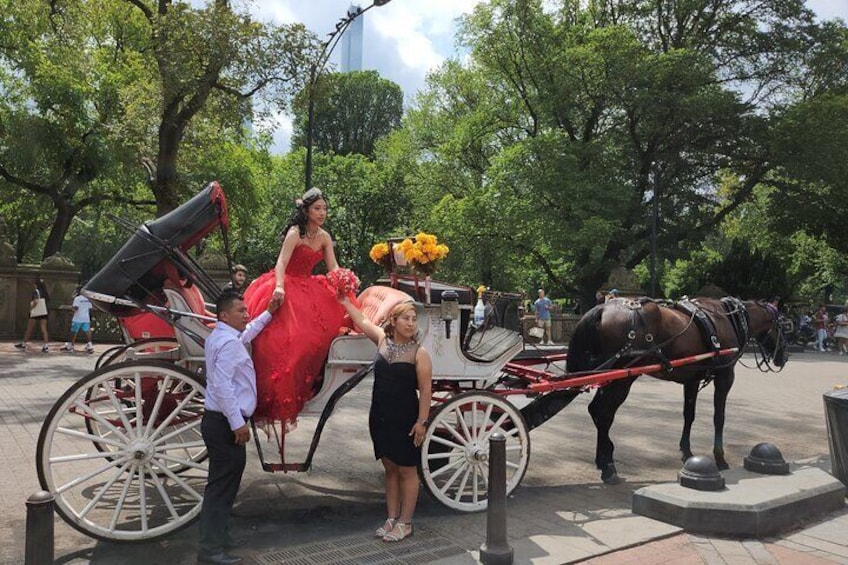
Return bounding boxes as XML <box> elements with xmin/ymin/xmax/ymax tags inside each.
<box><xmin>262</xmin><ymin>462</ymin><xmax>306</xmax><ymax>473</ymax></box>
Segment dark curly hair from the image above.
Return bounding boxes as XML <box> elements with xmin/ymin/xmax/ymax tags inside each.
<box><xmin>281</xmin><ymin>187</ymin><xmax>326</xmax><ymax>240</ymax></box>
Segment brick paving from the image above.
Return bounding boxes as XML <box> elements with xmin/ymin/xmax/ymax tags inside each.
<box><xmin>0</xmin><ymin>344</ymin><xmax>846</xmax><ymax>564</ymax></box>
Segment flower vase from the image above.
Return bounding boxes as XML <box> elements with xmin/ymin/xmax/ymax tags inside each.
<box><xmin>424</xmin><ymin>275</ymin><xmax>431</xmax><ymax>305</ymax></box>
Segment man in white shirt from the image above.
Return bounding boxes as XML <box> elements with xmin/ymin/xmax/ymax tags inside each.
<box><xmin>198</xmin><ymin>290</ymin><xmax>279</xmax><ymax>565</ymax></box>
<box><xmin>61</xmin><ymin>287</ymin><xmax>95</xmax><ymax>353</ymax></box>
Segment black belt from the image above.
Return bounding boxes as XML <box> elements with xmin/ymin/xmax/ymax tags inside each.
<box><xmin>204</xmin><ymin>410</ymin><xmax>251</xmax><ymax>420</ymax></box>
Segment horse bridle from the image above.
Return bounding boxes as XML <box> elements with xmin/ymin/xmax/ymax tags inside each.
<box><xmin>748</xmin><ymin>301</ymin><xmax>788</xmax><ymax>373</ymax></box>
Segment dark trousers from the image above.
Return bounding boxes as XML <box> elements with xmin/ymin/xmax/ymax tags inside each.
<box><xmin>198</xmin><ymin>411</ymin><xmax>246</xmax><ymax>555</ymax></box>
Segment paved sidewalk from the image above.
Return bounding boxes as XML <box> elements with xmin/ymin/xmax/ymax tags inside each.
<box><xmin>0</xmin><ymin>344</ymin><xmax>846</xmax><ymax>564</ymax></box>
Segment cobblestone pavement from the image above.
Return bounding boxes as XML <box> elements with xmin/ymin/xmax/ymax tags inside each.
<box><xmin>1</xmin><ymin>343</ymin><xmax>846</xmax><ymax>564</ymax></box>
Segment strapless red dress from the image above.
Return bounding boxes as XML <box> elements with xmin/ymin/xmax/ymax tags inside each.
<box><xmin>243</xmin><ymin>245</ymin><xmax>345</xmax><ymax>425</ymax></box>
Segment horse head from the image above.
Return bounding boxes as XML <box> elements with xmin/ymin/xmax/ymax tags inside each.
<box><xmin>746</xmin><ymin>300</ymin><xmax>788</xmax><ymax>368</ymax></box>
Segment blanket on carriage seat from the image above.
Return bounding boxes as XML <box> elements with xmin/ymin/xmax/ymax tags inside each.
<box><xmin>344</xmin><ymin>285</ymin><xmax>413</xmax><ymax>332</ymax></box>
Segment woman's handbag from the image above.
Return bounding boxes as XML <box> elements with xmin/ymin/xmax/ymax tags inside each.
<box><xmin>30</xmin><ymin>297</ymin><xmax>48</xmax><ymax>317</ymax></box>
<box><xmin>527</xmin><ymin>327</ymin><xmax>544</xmax><ymax>339</ymax></box>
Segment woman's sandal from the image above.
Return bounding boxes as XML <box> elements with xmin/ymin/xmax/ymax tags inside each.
<box><xmin>375</xmin><ymin>518</ymin><xmax>397</xmax><ymax>538</ymax></box>
<box><xmin>382</xmin><ymin>522</ymin><xmax>413</xmax><ymax>542</ymax></box>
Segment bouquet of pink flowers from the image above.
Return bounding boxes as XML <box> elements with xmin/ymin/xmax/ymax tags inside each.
<box><xmin>326</xmin><ymin>268</ymin><xmax>361</xmax><ymax>297</ymax></box>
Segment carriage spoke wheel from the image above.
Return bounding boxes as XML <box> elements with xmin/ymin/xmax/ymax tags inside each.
<box><xmin>37</xmin><ymin>361</ymin><xmax>207</xmax><ymax>542</ymax></box>
<box><xmin>419</xmin><ymin>391</ymin><xmax>530</xmax><ymax>513</ymax></box>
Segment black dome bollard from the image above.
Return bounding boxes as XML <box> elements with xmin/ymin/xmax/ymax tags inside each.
<box><xmin>744</xmin><ymin>442</ymin><xmax>790</xmax><ymax>475</ymax></box>
<box><xmin>679</xmin><ymin>456</ymin><xmax>725</xmax><ymax>491</ymax></box>
<box><xmin>480</xmin><ymin>433</ymin><xmax>514</xmax><ymax>565</ymax></box>
<box><xmin>25</xmin><ymin>490</ymin><xmax>54</xmax><ymax>565</ymax></box>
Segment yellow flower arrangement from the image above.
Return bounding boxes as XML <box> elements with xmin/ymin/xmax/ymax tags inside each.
<box><xmin>369</xmin><ymin>242</ymin><xmax>391</xmax><ymax>270</ymax></box>
<box><xmin>397</xmin><ymin>232</ymin><xmax>450</xmax><ymax>276</ymax></box>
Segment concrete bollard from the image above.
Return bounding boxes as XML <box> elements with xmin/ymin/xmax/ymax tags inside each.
<box><xmin>480</xmin><ymin>433</ymin><xmax>514</xmax><ymax>565</ymax></box>
<box><xmin>25</xmin><ymin>490</ymin><xmax>54</xmax><ymax>565</ymax></box>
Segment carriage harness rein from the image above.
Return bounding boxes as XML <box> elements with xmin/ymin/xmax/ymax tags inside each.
<box><xmin>597</xmin><ymin>297</ymin><xmax>783</xmax><ymax>386</ymax></box>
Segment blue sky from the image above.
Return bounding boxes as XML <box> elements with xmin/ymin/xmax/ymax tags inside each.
<box><xmin>253</xmin><ymin>0</ymin><xmax>848</xmax><ymax>153</ymax></box>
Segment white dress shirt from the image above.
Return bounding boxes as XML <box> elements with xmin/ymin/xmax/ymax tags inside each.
<box><xmin>204</xmin><ymin>310</ymin><xmax>272</xmax><ymax>430</ymax></box>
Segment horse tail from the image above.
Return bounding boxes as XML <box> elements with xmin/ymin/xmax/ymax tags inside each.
<box><xmin>567</xmin><ymin>304</ymin><xmax>605</xmax><ymax>372</ymax></box>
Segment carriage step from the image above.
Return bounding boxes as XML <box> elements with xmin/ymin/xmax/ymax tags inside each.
<box><xmin>262</xmin><ymin>462</ymin><xmax>307</xmax><ymax>473</ymax></box>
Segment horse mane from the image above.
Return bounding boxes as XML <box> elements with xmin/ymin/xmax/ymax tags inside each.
<box><xmin>566</xmin><ymin>304</ymin><xmax>604</xmax><ymax>372</ymax></box>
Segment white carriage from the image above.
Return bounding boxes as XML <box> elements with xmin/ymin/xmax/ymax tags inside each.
<box><xmin>36</xmin><ymin>183</ymin><xmax>541</xmax><ymax>543</ymax></box>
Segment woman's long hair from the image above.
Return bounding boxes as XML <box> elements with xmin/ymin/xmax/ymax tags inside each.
<box><xmin>281</xmin><ymin>187</ymin><xmax>326</xmax><ymax>240</ymax></box>
<box><xmin>35</xmin><ymin>277</ymin><xmax>49</xmax><ymax>301</ymax></box>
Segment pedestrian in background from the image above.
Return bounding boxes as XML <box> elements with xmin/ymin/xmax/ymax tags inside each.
<box><xmin>197</xmin><ymin>290</ymin><xmax>279</xmax><ymax>565</ymax></box>
<box><xmin>534</xmin><ymin>288</ymin><xmax>554</xmax><ymax>345</ymax></box>
<box><xmin>61</xmin><ymin>285</ymin><xmax>95</xmax><ymax>353</ymax></box>
<box><xmin>224</xmin><ymin>264</ymin><xmax>248</xmax><ymax>294</ymax></box>
<box><xmin>15</xmin><ymin>276</ymin><xmax>51</xmax><ymax>353</ymax></box>
<box><xmin>834</xmin><ymin>306</ymin><xmax>848</xmax><ymax>355</ymax></box>
<box><xmin>814</xmin><ymin>304</ymin><xmax>829</xmax><ymax>352</ymax></box>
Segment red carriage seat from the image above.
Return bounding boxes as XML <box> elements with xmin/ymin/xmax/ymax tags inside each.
<box><xmin>120</xmin><ymin>311</ymin><xmax>176</xmax><ymax>342</ymax></box>
<box><xmin>345</xmin><ymin>285</ymin><xmax>413</xmax><ymax>332</ymax></box>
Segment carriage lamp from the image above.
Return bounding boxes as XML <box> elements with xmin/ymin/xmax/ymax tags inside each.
<box><xmin>441</xmin><ymin>290</ymin><xmax>459</xmax><ymax>339</ymax></box>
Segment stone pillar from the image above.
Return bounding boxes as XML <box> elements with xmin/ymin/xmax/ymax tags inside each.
<box><xmin>600</xmin><ymin>264</ymin><xmax>644</xmax><ymax>299</ymax></box>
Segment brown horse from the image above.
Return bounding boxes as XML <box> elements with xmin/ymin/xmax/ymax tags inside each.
<box><xmin>566</xmin><ymin>297</ymin><xmax>787</xmax><ymax>484</ymax></box>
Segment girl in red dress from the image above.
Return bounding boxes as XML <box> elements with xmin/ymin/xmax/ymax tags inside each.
<box><xmin>243</xmin><ymin>188</ymin><xmax>345</xmax><ymax>427</ymax></box>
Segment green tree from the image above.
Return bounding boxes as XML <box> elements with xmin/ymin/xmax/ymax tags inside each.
<box><xmin>394</xmin><ymin>0</ymin><xmax>843</xmax><ymax>303</ymax></box>
<box><xmin>123</xmin><ymin>0</ymin><xmax>314</xmax><ymax>214</ymax></box>
<box><xmin>0</xmin><ymin>0</ymin><xmax>156</xmax><ymax>259</ymax></box>
<box><xmin>291</xmin><ymin>71</ymin><xmax>404</xmax><ymax>158</ymax></box>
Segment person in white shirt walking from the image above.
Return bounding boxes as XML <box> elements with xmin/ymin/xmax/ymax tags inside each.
<box><xmin>197</xmin><ymin>290</ymin><xmax>280</xmax><ymax>565</ymax></box>
<box><xmin>61</xmin><ymin>286</ymin><xmax>95</xmax><ymax>353</ymax></box>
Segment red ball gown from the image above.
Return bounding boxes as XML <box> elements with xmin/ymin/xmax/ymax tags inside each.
<box><xmin>243</xmin><ymin>245</ymin><xmax>345</xmax><ymax>425</ymax></box>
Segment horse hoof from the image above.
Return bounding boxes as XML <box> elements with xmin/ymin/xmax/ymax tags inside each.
<box><xmin>603</xmin><ymin>473</ymin><xmax>621</xmax><ymax>485</ymax></box>
<box><xmin>716</xmin><ymin>460</ymin><xmax>730</xmax><ymax>471</ymax></box>
<box><xmin>601</xmin><ymin>464</ymin><xmax>621</xmax><ymax>485</ymax></box>
<box><xmin>681</xmin><ymin>451</ymin><xmax>694</xmax><ymax>462</ymax></box>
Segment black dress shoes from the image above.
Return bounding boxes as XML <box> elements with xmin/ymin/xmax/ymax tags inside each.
<box><xmin>197</xmin><ymin>551</ymin><xmax>243</xmax><ymax>565</ymax></box>
<box><xmin>224</xmin><ymin>537</ymin><xmax>248</xmax><ymax>550</ymax></box>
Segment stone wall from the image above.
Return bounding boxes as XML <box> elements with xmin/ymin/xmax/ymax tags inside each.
<box><xmin>0</xmin><ymin>260</ymin><xmax>81</xmax><ymax>341</ymax></box>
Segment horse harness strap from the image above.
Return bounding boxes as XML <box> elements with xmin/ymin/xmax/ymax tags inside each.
<box><xmin>721</xmin><ymin>297</ymin><xmax>750</xmax><ymax>347</ymax></box>
<box><xmin>675</xmin><ymin>299</ymin><xmax>721</xmax><ymax>353</ymax></box>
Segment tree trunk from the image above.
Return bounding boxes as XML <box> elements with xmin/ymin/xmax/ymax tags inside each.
<box><xmin>154</xmin><ymin>110</ymin><xmax>184</xmax><ymax>216</ymax></box>
<box><xmin>42</xmin><ymin>198</ymin><xmax>75</xmax><ymax>259</ymax></box>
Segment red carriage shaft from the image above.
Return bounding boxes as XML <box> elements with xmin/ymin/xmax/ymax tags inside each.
<box><xmin>502</xmin><ymin>347</ymin><xmax>739</xmax><ymax>393</ymax></box>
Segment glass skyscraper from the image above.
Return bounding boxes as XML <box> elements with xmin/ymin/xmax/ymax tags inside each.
<box><xmin>340</xmin><ymin>4</ymin><xmax>364</xmax><ymax>72</ymax></box>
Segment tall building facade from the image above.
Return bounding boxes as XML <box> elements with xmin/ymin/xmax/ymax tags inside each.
<box><xmin>340</xmin><ymin>4</ymin><xmax>364</xmax><ymax>72</ymax></box>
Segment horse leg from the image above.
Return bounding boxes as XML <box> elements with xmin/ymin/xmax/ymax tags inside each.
<box><xmin>712</xmin><ymin>369</ymin><xmax>735</xmax><ymax>470</ymax></box>
<box><xmin>679</xmin><ymin>379</ymin><xmax>699</xmax><ymax>461</ymax></box>
<box><xmin>588</xmin><ymin>377</ymin><xmax>636</xmax><ymax>484</ymax></box>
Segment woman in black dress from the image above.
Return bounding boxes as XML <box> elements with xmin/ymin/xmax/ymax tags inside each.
<box><xmin>339</xmin><ymin>296</ymin><xmax>432</xmax><ymax>542</ymax></box>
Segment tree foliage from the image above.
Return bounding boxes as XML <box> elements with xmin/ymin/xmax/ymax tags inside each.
<box><xmin>291</xmin><ymin>71</ymin><xmax>404</xmax><ymax>159</ymax></box>
<box><xmin>389</xmin><ymin>0</ymin><xmax>846</xmax><ymax>302</ymax></box>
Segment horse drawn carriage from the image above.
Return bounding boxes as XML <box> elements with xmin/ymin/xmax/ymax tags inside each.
<box><xmin>35</xmin><ymin>183</ymin><xmax>781</xmax><ymax>543</ymax></box>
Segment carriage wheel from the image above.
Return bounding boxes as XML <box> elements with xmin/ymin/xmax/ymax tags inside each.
<box><xmin>418</xmin><ymin>391</ymin><xmax>530</xmax><ymax>513</ymax></box>
<box><xmin>84</xmin><ymin>354</ymin><xmax>207</xmax><ymax>473</ymax></box>
<box><xmin>95</xmin><ymin>338</ymin><xmax>181</xmax><ymax>370</ymax></box>
<box><xmin>37</xmin><ymin>361</ymin><xmax>207</xmax><ymax>542</ymax></box>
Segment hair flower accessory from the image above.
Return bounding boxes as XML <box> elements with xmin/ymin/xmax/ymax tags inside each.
<box><xmin>326</xmin><ymin>268</ymin><xmax>361</xmax><ymax>297</ymax></box>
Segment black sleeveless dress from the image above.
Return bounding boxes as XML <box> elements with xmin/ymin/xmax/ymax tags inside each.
<box><xmin>369</xmin><ymin>342</ymin><xmax>420</xmax><ymax>466</ymax></box>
